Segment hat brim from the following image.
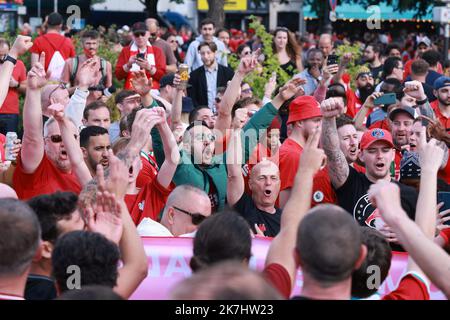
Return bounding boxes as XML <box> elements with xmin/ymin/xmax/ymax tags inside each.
<box><xmin>361</xmin><ymin>139</ymin><xmax>394</xmax><ymax>150</ymax></box>
<box><xmin>388</xmin><ymin>108</ymin><xmax>415</xmax><ymax>121</ymax></box>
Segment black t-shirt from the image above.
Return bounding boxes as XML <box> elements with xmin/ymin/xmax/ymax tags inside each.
<box><xmin>233</xmin><ymin>193</ymin><xmax>282</xmax><ymax>237</ymax></box>
<box><xmin>335</xmin><ymin>166</ymin><xmax>417</xmax><ymax>251</ymax></box>
<box><xmin>370</xmin><ymin>65</ymin><xmax>384</xmax><ymax>83</ymax></box>
<box><xmin>25</xmin><ymin>274</ymin><xmax>57</xmax><ymax>300</ymax></box>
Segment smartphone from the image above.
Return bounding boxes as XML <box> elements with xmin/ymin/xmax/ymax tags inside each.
<box><xmin>373</xmin><ymin>93</ymin><xmax>397</xmax><ymax>106</ymax></box>
<box><xmin>327</xmin><ymin>54</ymin><xmax>339</xmax><ymax>66</ymax></box>
<box><xmin>136</xmin><ymin>52</ymin><xmax>146</xmax><ymax>60</ymax></box>
<box><xmin>437</xmin><ymin>192</ymin><xmax>450</xmax><ymax>226</ymax></box>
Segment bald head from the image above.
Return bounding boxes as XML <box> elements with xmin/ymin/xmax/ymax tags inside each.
<box><xmin>0</xmin><ymin>183</ymin><xmax>18</xmax><ymax>199</ymax></box>
<box><xmin>250</xmin><ymin>159</ymin><xmax>279</xmax><ymax>181</ymax></box>
<box><xmin>249</xmin><ymin>160</ymin><xmax>280</xmax><ymax>210</ymax></box>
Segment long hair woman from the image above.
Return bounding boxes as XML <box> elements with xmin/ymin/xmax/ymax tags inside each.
<box><xmin>272</xmin><ymin>27</ymin><xmax>303</xmax><ymax>76</ymax></box>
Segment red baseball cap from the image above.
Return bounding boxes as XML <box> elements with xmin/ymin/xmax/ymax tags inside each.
<box><xmin>360</xmin><ymin>128</ymin><xmax>394</xmax><ymax>150</ymax></box>
<box><xmin>287</xmin><ymin>96</ymin><xmax>322</xmax><ymax>124</ymax></box>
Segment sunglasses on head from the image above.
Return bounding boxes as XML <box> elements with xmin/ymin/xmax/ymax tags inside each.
<box><xmin>48</xmin><ymin>134</ymin><xmax>78</xmax><ymax>143</ymax></box>
<box><xmin>173</xmin><ymin>206</ymin><xmax>207</xmax><ymax>225</ymax></box>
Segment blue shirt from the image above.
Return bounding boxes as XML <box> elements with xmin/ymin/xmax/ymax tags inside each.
<box><xmin>297</xmin><ymin>69</ymin><xmax>320</xmax><ymax>96</ymax></box>
<box><xmin>205</xmin><ymin>63</ymin><xmax>218</xmax><ymax>109</ymax></box>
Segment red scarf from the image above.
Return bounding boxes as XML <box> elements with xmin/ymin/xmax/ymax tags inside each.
<box><xmin>125</xmin><ymin>41</ymin><xmax>155</xmax><ymax>89</ymax></box>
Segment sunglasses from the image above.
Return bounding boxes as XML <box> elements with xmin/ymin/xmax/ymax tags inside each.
<box><xmin>215</xmin><ymin>96</ymin><xmax>222</xmax><ymax>103</ymax></box>
<box><xmin>194</xmin><ymin>133</ymin><xmax>216</xmax><ymax>143</ymax></box>
<box><xmin>47</xmin><ymin>134</ymin><xmax>78</xmax><ymax>143</ymax></box>
<box><xmin>173</xmin><ymin>206</ymin><xmax>207</xmax><ymax>225</ymax></box>
<box><xmin>149</xmin><ymin>32</ymin><xmax>157</xmax><ymax>38</ymax></box>
<box><xmin>242</xmin><ymin>51</ymin><xmax>251</xmax><ymax>56</ymax></box>
<box><xmin>134</xmin><ymin>32</ymin><xmax>146</xmax><ymax>37</ymax></box>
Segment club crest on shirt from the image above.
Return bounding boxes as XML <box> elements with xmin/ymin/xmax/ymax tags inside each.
<box><xmin>353</xmin><ymin>194</ymin><xmax>382</xmax><ymax>228</ymax></box>
<box><xmin>138</xmin><ymin>201</ymin><xmax>145</xmax><ymax>211</ymax></box>
<box><xmin>313</xmin><ymin>190</ymin><xmax>324</xmax><ymax>203</ymax></box>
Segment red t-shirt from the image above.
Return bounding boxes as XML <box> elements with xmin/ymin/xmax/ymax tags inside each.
<box><xmin>440</xmin><ymin>228</ymin><xmax>450</xmax><ymax>247</ymax></box>
<box><xmin>127</xmin><ymin>178</ymin><xmax>173</xmax><ymax>225</ymax></box>
<box><xmin>274</xmin><ymin>138</ymin><xmax>337</xmax><ymax>207</ymax></box>
<box><xmin>263</xmin><ymin>263</ymin><xmax>292</xmax><ymax>299</ymax></box>
<box><xmin>13</xmin><ymin>154</ymin><xmax>81</xmax><ymax>200</ymax></box>
<box><xmin>0</xmin><ymin>134</ymin><xmax>5</xmax><ymax>161</ymax></box>
<box><xmin>382</xmin><ymin>274</ymin><xmax>429</xmax><ymax>300</ymax></box>
<box><xmin>29</xmin><ymin>33</ymin><xmax>75</xmax><ymax>71</ymax></box>
<box><xmin>136</xmin><ymin>152</ymin><xmax>159</xmax><ymax>189</ymax></box>
<box><xmin>0</xmin><ymin>60</ymin><xmax>26</xmax><ymax>114</ymax></box>
<box><xmin>432</xmin><ymin>102</ymin><xmax>450</xmax><ymax>132</ymax></box>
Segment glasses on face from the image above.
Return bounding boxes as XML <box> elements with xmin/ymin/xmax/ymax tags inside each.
<box><xmin>47</xmin><ymin>134</ymin><xmax>78</xmax><ymax>143</ymax></box>
<box><xmin>134</xmin><ymin>32</ymin><xmax>146</xmax><ymax>37</ymax></box>
<box><xmin>149</xmin><ymin>32</ymin><xmax>157</xmax><ymax>38</ymax></box>
<box><xmin>215</xmin><ymin>96</ymin><xmax>222</xmax><ymax>103</ymax></box>
<box><xmin>194</xmin><ymin>133</ymin><xmax>216</xmax><ymax>143</ymax></box>
<box><xmin>172</xmin><ymin>206</ymin><xmax>207</xmax><ymax>225</ymax></box>
<box><xmin>49</xmin><ymin>83</ymin><xmax>68</xmax><ymax>101</ymax></box>
<box><xmin>242</xmin><ymin>50</ymin><xmax>251</xmax><ymax>56</ymax></box>
<box><xmin>242</xmin><ymin>88</ymin><xmax>252</xmax><ymax>94</ymax></box>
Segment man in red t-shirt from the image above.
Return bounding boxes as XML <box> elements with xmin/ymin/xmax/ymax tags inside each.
<box><xmin>431</xmin><ymin>76</ymin><xmax>450</xmax><ymax>131</ymax></box>
<box><xmin>29</xmin><ymin>12</ymin><xmax>75</xmax><ymax>81</ymax></box>
<box><xmin>275</xmin><ymin>95</ymin><xmax>336</xmax><ymax>208</ymax></box>
<box><xmin>13</xmin><ymin>54</ymin><xmax>81</xmax><ymax>200</ymax></box>
<box><xmin>0</xmin><ymin>38</ymin><xmax>27</xmax><ymax>134</ymax></box>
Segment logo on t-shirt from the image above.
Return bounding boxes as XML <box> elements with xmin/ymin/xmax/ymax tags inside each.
<box><xmin>353</xmin><ymin>194</ymin><xmax>383</xmax><ymax>228</ymax></box>
<box><xmin>313</xmin><ymin>191</ymin><xmax>324</xmax><ymax>203</ymax></box>
<box><xmin>138</xmin><ymin>201</ymin><xmax>145</xmax><ymax>211</ymax></box>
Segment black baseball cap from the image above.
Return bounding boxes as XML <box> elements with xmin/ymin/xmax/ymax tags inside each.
<box><xmin>47</xmin><ymin>12</ymin><xmax>63</xmax><ymax>26</ymax></box>
<box><xmin>132</xmin><ymin>22</ymin><xmax>147</xmax><ymax>33</ymax></box>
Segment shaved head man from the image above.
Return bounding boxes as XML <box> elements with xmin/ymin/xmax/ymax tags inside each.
<box><xmin>318</xmin><ymin>34</ymin><xmax>333</xmax><ymax>58</ymax></box>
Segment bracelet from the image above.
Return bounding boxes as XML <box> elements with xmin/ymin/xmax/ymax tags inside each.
<box><xmin>416</xmin><ymin>97</ymin><xmax>428</xmax><ymax>105</ymax></box>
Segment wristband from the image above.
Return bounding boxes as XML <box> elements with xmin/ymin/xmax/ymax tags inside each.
<box><xmin>416</xmin><ymin>97</ymin><xmax>428</xmax><ymax>105</ymax></box>
<box><xmin>3</xmin><ymin>55</ymin><xmax>17</xmax><ymax>65</ymax></box>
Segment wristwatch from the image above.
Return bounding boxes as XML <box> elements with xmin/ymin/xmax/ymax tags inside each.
<box><xmin>2</xmin><ymin>55</ymin><xmax>17</xmax><ymax>65</ymax></box>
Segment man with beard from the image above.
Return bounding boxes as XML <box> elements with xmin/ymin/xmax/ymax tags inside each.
<box><xmin>276</xmin><ymin>95</ymin><xmax>336</xmax><ymax>208</ymax></box>
<box><xmin>79</xmin><ymin>126</ymin><xmax>111</xmax><ymax>177</ymax></box>
<box><xmin>336</xmin><ymin>115</ymin><xmax>365</xmax><ymax>173</ymax></box>
<box><xmin>296</xmin><ymin>48</ymin><xmax>324</xmax><ymax>96</ymax></box>
<box><xmin>61</xmin><ymin>30</ymin><xmax>113</xmax><ymax>105</ymax></box>
<box><xmin>347</xmin><ymin>68</ymin><xmax>376</xmax><ymax>119</ymax></box>
<box><xmin>321</xmin><ymin>97</ymin><xmax>417</xmax><ymax>249</ymax></box>
<box><xmin>363</xmin><ymin>43</ymin><xmax>383</xmax><ymax>83</ymax></box>
<box><xmin>431</xmin><ymin>76</ymin><xmax>450</xmax><ymax>131</ymax></box>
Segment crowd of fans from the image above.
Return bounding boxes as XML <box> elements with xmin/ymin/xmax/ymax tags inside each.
<box><xmin>0</xmin><ymin>11</ymin><xmax>450</xmax><ymax>300</ymax></box>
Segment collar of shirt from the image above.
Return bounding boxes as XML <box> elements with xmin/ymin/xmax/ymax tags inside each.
<box><xmin>205</xmin><ymin>63</ymin><xmax>218</xmax><ymax>73</ymax></box>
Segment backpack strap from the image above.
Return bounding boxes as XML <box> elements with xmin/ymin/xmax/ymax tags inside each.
<box><xmin>69</xmin><ymin>56</ymin><xmax>79</xmax><ymax>85</ymax></box>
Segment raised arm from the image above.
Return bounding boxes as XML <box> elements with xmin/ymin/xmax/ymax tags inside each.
<box><xmin>170</xmin><ymin>73</ymin><xmax>184</xmax><ymax>130</ymax></box>
<box><xmin>320</xmin><ymin>97</ymin><xmax>349</xmax><ymax>188</ymax></box>
<box><xmin>48</xmin><ymin>104</ymin><xmax>92</xmax><ymax>186</ymax></box>
<box><xmin>353</xmin><ymin>92</ymin><xmax>382</xmax><ymax>130</ymax></box>
<box><xmin>265</xmin><ymin>129</ymin><xmax>325</xmax><ymax>291</ymax></box>
<box><xmin>130</xmin><ymin>70</ymin><xmax>154</xmax><ymax>108</ymax></box>
<box><xmin>369</xmin><ymin>180</ymin><xmax>450</xmax><ymax>299</ymax></box>
<box><xmin>403</xmin><ymin>81</ymin><xmax>435</xmax><ymax>122</ymax></box>
<box><xmin>226</xmin><ymin>128</ymin><xmax>245</xmax><ymax>206</ymax></box>
<box><xmin>0</xmin><ymin>36</ymin><xmax>32</xmax><ymax>106</ymax></box>
<box><xmin>153</xmin><ymin>107</ymin><xmax>180</xmax><ymax>188</ymax></box>
<box><xmin>21</xmin><ymin>53</ymin><xmax>47</xmax><ymax>174</ymax></box>
<box><xmin>215</xmin><ymin>52</ymin><xmax>260</xmax><ymax>133</ymax></box>
<box><xmin>93</xmin><ymin>154</ymin><xmax>148</xmax><ymax>299</ymax></box>
<box><xmin>331</xmin><ymin>52</ymin><xmax>352</xmax><ymax>86</ymax></box>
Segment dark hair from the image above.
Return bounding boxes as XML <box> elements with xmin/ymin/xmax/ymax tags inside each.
<box><xmin>80</xmin><ymin>125</ymin><xmax>109</xmax><ymax>148</ymax></box>
<box><xmin>57</xmin><ymin>285</ymin><xmax>123</xmax><ymax>300</ymax></box>
<box><xmin>297</xmin><ymin>205</ymin><xmax>362</xmax><ymax>284</ymax></box>
<box><xmin>115</xmin><ymin>90</ymin><xmax>138</xmax><ymax>105</ymax></box>
<box><xmin>381</xmin><ymin>78</ymin><xmax>402</xmax><ymax>95</ymax></box>
<box><xmin>336</xmin><ymin>114</ymin><xmax>355</xmax><ymax>129</ymax></box>
<box><xmin>190</xmin><ymin>208</ymin><xmax>252</xmax><ymax>272</ymax></box>
<box><xmin>81</xmin><ymin>30</ymin><xmax>99</xmax><ymax>40</ymax></box>
<box><xmin>47</xmin><ymin>12</ymin><xmax>63</xmax><ymax>27</ymax></box>
<box><xmin>52</xmin><ymin>231</ymin><xmax>120</xmax><ymax>293</ymax></box>
<box><xmin>421</xmin><ymin>50</ymin><xmax>441</xmax><ymax>68</ymax></box>
<box><xmin>411</xmin><ymin>59</ymin><xmax>430</xmax><ymax>76</ymax></box>
<box><xmin>0</xmin><ymin>199</ymin><xmax>41</xmax><ymax>276</ymax></box>
<box><xmin>216</xmin><ymin>28</ymin><xmax>230</xmax><ymax>38</ymax></box>
<box><xmin>351</xmin><ymin>228</ymin><xmax>392</xmax><ymax>298</ymax></box>
<box><xmin>236</xmin><ymin>44</ymin><xmax>251</xmax><ymax>56</ymax></box>
<box><xmin>385</xmin><ymin>43</ymin><xmax>401</xmax><ymax>56</ymax></box>
<box><xmin>83</xmin><ymin>101</ymin><xmax>110</xmax><ymax>121</ymax></box>
<box><xmin>382</xmin><ymin>56</ymin><xmax>402</xmax><ymax>79</ymax></box>
<box><xmin>307</xmin><ymin>48</ymin><xmax>323</xmax><ymax>59</ymax></box>
<box><xmin>126</xmin><ymin>103</ymin><xmax>165</xmax><ymax>134</ymax></box>
<box><xmin>27</xmin><ymin>192</ymin><xmax>79</xmax><ymax>243</ymax></box>
<box><xmin>198</xmin><ymin>41</ymin><xmax>217</xmax><ymax>53</ymax></box>
<box><xmin>189</xmin><ymin>106</ymin><xmax>211</xmax><ymax>124</ymax></box>
<box><xmin>325</xmin><ymin>83</ymin><xmax>347</xmax><ymax>106</ymax></box>
<box><xmin>200</xmin><ymin>18</ymin><xmax>215</xmax><ymax>28</ymax></box>
<box><xmin>216</xmin><ymin>86</ymin><xmax>227</xmax><ymax>96</ymax></box>
<box><xmin>367</xmin><ymin>42</ymin><xmax>382</xmax><ymax>54</ymax></box>
<box><xmin>231</xmin><ymin>97</ymin><xmax>261</xmax><ymax>118</ymax></box>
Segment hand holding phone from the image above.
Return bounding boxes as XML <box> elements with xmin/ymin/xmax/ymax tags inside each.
<box><xmin>373</xmin><ymin>93</ymin><xmax>397</xmax><ymax>106</ymax></box>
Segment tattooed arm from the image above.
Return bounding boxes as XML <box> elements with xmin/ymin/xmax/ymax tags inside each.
<box><xmin>320</xmin><ymin>98</ymin><xmax>349</xmax><ymax>189</ymax></box>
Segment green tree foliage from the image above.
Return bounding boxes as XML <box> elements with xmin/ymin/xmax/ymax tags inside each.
<box><xmin>335</xmin><ymin>43</ymin><xmax>365</xmax><ymax>90</ymax></box>
<box><xmin>228</xmin><ymin>16</ymin><xmax>294</xmax><ymax>99</ymax></box>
